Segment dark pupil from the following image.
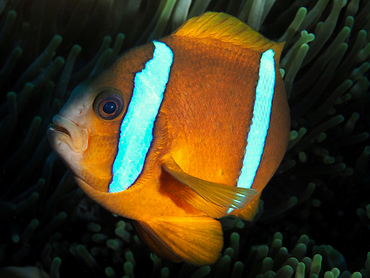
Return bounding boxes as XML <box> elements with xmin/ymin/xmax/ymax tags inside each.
<box><xmin>103</xmin><ymin>101</ymin><xmax>116</xmax><ymax>114</ymax></box>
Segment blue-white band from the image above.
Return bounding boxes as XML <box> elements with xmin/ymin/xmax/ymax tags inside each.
<box><xmin>237</xmin><ymin>49</ymin><xmax>275</xmax><ymax>190</ymax></box>
<box><xmin>109</xmin><ymin>41</ymin><xmax>173</xmax><ymax>193</ymax></box>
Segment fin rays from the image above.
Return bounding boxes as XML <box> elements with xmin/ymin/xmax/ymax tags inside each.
<box><xmin>134</xmin><ymin>216</ymin><xmax>223</xmax><ymax>265</ymax></box>
<box><xmin>162</xmin><ymin>157</ymin><xmax>257</xmax><ymax>211</ymax></box>
<box><xmin>173</xmin><ymin>12</ymin><xmax>284</xmax><ymax>56</ymax></box>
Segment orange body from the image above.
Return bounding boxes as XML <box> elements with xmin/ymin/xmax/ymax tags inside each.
<box><xmin>48</xmin><ymin>12</ymin><xmax>290</xmax><ymax>265</ymax></box>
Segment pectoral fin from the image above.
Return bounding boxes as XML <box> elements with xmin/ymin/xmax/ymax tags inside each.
<box><xmin>228</xmin><ymin>192</ymin><xmax>262</xmax><ymax>221</ymax></box>
<box><xmin>132</xmin><ymin>216</ymin><xmax>222</xmax><ymax>265</ymax></box>
<box><xmin>162</xmin><ymin>157</ymin><xmax>257</xmax><ymax>211</ymax></box>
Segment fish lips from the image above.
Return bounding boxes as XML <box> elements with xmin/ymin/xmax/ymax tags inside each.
<box><xmin>47</xmin><ymin>114</ymin><xmax>88</xmax><ymax>153</ymax></box>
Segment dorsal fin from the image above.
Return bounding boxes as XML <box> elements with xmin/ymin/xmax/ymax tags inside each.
<box><xmin>173</xmin><ymin>12</ymin><xmax>285</xmax><ymax>60</ymax></box>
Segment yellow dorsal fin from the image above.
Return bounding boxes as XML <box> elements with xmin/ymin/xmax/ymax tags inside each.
<box><xmin>162</xmin><ymin>156</ymin><xmax>257</xmax><ymax>211</ymax></box>
<box><xmin>173</xmin><ymin>12</ymin><xmax>285</xmax><ymax>59</ymax></box>
<box><xmin>132</xmin><ymin>216</ymin><xmax>222</xmax><ymax>265</ymax></box>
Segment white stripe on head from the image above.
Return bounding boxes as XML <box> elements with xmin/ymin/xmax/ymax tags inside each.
<box><xmin>109</xmin><ymin>41</ymin><xmax>173</xmax><ymax>193</ymax></box>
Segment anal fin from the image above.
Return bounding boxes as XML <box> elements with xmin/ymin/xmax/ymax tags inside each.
<box><xmin>132</xmin><ymin>216</ymin><xmax>223</xmax><ymax>265</ymax></box>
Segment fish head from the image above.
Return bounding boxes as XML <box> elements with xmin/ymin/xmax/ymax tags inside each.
<box><xmin>47</xmin><ymin>43</ymin><xmax>154</xmax><ymax>192</ymax></box>
<box><xmin>48</xmin><ymin>75</ymin><xmax>129</xmax><ymax>192</ymax></box>
<box><xmin>48</xmin><ymin>45</ymin><xmax>155</xmax><ymax>193</ymax></box>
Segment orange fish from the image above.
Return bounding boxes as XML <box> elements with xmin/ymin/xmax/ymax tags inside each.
<box><xmin>47</xmin><ymin>12</ymin><xmax>290</xmax><ymax>265</ymax></box>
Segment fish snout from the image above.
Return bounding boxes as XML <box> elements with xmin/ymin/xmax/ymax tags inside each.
<box><xmin>48</xmin><ymin>114</ymin><xmax>89</xmax><ymax>153</ymax></box>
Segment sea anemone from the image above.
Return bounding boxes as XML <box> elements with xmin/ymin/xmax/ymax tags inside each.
<box><xmin>0</xmin><ymin>0</ymin><xmax>369</xmax><ymax>277</ymax></box>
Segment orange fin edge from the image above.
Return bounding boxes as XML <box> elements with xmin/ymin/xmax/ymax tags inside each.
<box><xmin>173</xmin><ymin>12</ymin><xmax>285</xmax><ymax>56</ymax></box>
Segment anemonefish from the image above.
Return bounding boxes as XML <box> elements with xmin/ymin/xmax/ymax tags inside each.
<box><xmin>47</xmin><ymin>12</ymin><xmax>290</xmax><ymax>265</ymax></box>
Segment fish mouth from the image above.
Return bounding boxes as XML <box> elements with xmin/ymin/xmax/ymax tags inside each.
<box><xmin>48</xmin><ymin>114</ymin><xmax>88</xmax><ymax>153</ymax></box>
<box><xmin>53</xmin><ymin>124</ymin><xmax>71</xmax><ymax>138</ymax></box>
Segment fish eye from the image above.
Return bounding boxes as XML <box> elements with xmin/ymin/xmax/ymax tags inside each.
<box><xmin>93</xmin><ymin>90</ymin><xmax>125</xmax><ymax>120</ymax></box>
